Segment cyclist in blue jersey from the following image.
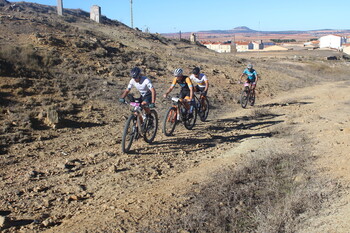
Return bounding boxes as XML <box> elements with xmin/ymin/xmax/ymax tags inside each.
<box><xmin>240</xmin><ymin>64</ymin><xmax>259</xmax><ymax>92</ymax></box>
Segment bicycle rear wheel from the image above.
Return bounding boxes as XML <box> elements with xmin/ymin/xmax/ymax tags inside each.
<box><xmin>199</xmin><ymin>97</ymin><xmax>209</xmax><ymax>122</ymax></box>
<box><xmin>143</xmin><ymin>110</ymin><xmax>158</xmax><ymax>143</ymax></box>
<box><xmin>240</xmin><ymin>90</ymin><xmax>249</xmax><ymax>108</ymax></box>
<box><xmin>121</xmin><ymin>115</ymin><xmax>136</xmax><ymax>153</ymax></box>
<box><xmin>163</xmin><ymin>107</ymin><xmax>177</xmax><ymax>136</ymax></box>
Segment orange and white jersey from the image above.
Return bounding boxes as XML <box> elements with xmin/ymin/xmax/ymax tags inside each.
<box><xmin>190</xmin><ymin>73</ymin><xmax>208</xmax><ymax>88</ymax></box>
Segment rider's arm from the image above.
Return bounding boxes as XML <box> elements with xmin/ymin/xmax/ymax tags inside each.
<box><xmin>186</xmin><ymin>77</ymin><xmax>194</xmax><ymax>99</ymax></box>
<box><xmin>120</xmin><ymin>89</ymin><xmax>130</xmax><ymax>99</ymax></box>
<box><xmin>150</xmin><ymin>87</ymin><xmax>156</xmax><ymax>103</ymax></box>
<box><xmin>189</xmin><ymin>85</ymin><xmax>194</xmax><ymax>100</ymax></box>
<box><xmin>255</xmin><ymin>73</ymin><xmax>259</xmax><ymax>83</ymax></box>
<box><xmin>164</xmin><ymin>78</ymin><xmax>176</xmax><ymax>97</ymax></box>
<box><xmin>164</xmin><ymin>85</ymin><xmax>174</xmax><ymax>97</ymax></box>
<box><xmin>204</xmin><ymin>80</ymin><xmax>209</xmax><ymax>92</ymax></box>
<box><xmin>239</xmin><ymin>73</ymin><xmax>245</xmax><ymax>82</ymax></box>
<box><xmin>121</xmin><ymin>79</ymin><xmax>134</xmax><ymax>98</ymax></box>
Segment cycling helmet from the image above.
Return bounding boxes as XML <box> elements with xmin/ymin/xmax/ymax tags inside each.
<box><xmin>247</xmin><ymin>64</ymin><xmax>253</xmax><ymax>69</ymax></box>
<box><xmin>130</xmin><ymin>67</ymin><xmax>141</xmax><ymax>79</ymax></box>
<box><xmin>192</xmin><ymin>67</ymin><xmax>200</xmax><ymax>75</ymax></box>
<box><xmin>173</xmin><ymin>68</ymin><xmax>183</xmax><ymax>77</ymax></box>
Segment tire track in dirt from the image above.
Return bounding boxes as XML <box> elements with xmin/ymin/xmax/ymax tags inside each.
<box><xmin>2</xmin><ymin>81</ymin><xmax>350</xmax><ymax>232</ymax></box>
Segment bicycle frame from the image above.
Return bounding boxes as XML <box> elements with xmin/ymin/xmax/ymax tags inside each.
<box><xmin>170</xmin><ymin>97</ymin><xmax>187</xmax><ymax>121</ymax></box>
<box><xmin>193</xmin><ymin>92</ymin><xmax>209</xmax><ymax>121</ymax></box>
<box><xmin>193</xmin><ymin>92</ymin><xmax>205</xmax><ymax>108</ymax></box>
<box><xmin>241</xmin><ymin>82</ymin><xmax>255</xmax><ymax>108</ymax></box>
<box><xmin>127</xmin><ymin>102</ymin><xmax>146</xmax><ymax>137</ymax></box>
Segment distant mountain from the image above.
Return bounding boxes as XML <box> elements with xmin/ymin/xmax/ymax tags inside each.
<box><xmin>230</xmin><ymin>26</ymin><xmax>257</xmax><ymax>33</ymax></box>
<box><xmin>172</xmin><ymin>26</ymin><xmax>350</xmax><ymax>36</ymax></box>
<box><xmin>198</xmin><ymin>26</ymin><xmax>256</xmax><ymax>34</ymax></box>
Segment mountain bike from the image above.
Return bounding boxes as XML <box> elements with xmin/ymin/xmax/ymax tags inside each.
<box><xmin>121</xmin><ymin>100</ymin><xmax>158</xmax><ymax>153</ymax></box>
<box><xmin>162</xmin><ymin>96</ymin><xmax>197</xmax><ymax>136</ymax></box>
<box><xmin>193</xmin><ymin>92</ymin><xmax>209</xmax><ymax>122</ymax></box>
<box><xmin>240</xmin><ymin>82</ymin><xmax>255</xmax><ymax>108</ymax></box>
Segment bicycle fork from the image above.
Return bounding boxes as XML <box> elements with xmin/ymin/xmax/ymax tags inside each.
<box><xmin>133</xmin><ymin>113</ymin><xmax>144</xmax><ymax>139</ymax></box>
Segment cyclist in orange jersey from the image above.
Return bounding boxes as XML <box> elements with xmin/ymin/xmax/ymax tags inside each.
<box><xmin>164</xmin><ymin>68</ymin><xmax>195</xmax><ymax>118</ymax></box>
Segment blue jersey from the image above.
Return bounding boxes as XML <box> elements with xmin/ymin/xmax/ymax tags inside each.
<box><xmin>243</xmin><ymin>68</ymin><xmax>257</xmax><ymax>81</ymax></box>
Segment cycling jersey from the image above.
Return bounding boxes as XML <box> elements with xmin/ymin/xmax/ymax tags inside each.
<box><xmin>171</xmin><ymin>76</ymin><xmax>193</xmax><ymax>90</ymax></box>
<box><xmin>189</xmin><ymin>73</ymin><xmax>208</xmax><ymax>88</ymax></box>
<box><xmin>243</xmin><ymin>68</ymin><xmax>257</xmax><ymax>82</ymax></box>
<box><xmin>171</xmin><ymin>76</ymin><xmax>193</xmax><ymax>99</ymax></box>
<box><xmin>127</xmin><ymin>76</ymin><xmax>153</xmax><ymax>97</ymax></box>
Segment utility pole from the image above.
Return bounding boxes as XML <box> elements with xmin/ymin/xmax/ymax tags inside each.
<box><xmin>130</xmin><ymin>0</ymin><xmax>133</xmax><ymax>28</ymax></box>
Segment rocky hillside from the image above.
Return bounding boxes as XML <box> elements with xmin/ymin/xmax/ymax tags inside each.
<box><xmin>0</xmin><ymin>0</ymin><xmax>247</xmax><ymax>154</ymax></box>
<box><xmin>1</xmin><ymin>0</ymin><xmax>348</xmax><ymax>155</ymax></box>
<box><xmin>2</xmin><ymin>1</ymin><xmax>350</xmax><ymax>232</ymax></box>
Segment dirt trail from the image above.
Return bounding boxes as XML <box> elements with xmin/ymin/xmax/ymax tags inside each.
<box><xmin>43</xmin><ymin>80</ymin><xmax>350</xmax><ymax>232</ymax></box>
<box><xmin>1</xmin><ymin>80</ymin><xmax>350</xmax><ymax>232</ymax></box>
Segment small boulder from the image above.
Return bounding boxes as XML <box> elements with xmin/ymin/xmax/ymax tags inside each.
<box><xmin>0</xmin><ymin>215</ymin><xmax>6</xmax><ymax>228</ymax></box>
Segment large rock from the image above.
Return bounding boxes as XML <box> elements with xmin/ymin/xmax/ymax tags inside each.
<box><xmin>0</xmin><ymin>215</ymin><xmax>5</xmax><ymax>228</ymax></box>
<box><xmin>38</xmin><ymin>107</ymin><xmax>61</xmax><ymax>129</ymax></box>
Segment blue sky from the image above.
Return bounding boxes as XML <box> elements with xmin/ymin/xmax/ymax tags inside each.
<box><xmin>10</xmin><ymin>0</ymin><xmax>350</xmax><ymax>33</ymax></box>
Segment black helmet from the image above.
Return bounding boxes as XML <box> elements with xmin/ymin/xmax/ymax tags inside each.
<box><xmin>192</xmin><ymin>67</ymin><xmax>200</xmax><ymax>75</ymax></box>
<box><xmin>130</xmin><ymin>67</ymin><xmax>141</xmax><ymax>79</ymax></box>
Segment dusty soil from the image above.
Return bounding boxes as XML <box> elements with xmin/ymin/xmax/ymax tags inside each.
<box><xmin>1</xmin><ymin>1</ymin><xmax>350</xmax><ymax>232</ymax></box>
<box><xmin>2</xmin><ymin>77</ymin><xmax>350</xmax><ymax>232</ymax></box>
<box><xmin>1</xmin><ymin>76</ymin><xmax>350</xmax><ymax>231</ymax></box>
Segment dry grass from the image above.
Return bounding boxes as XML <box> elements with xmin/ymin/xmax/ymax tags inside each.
<box><xmin>0</xmin><ymin>44</ymin><xmax>42</xmax><ymax>70</ymax></box>
<box><xmin>142</xmin><ymin>131</ymin><xmax>336</xmax><ymax>233</ymax></box>
<box><xmin>250</xmin><ymin>107</ymin><xmax>272</xmax><ymax>118</ymax></box>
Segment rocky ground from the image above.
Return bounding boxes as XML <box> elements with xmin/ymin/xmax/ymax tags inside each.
<box><xmin>1</xmin><ymin>1</ymin><xmax>350</xmax><ymax>232</ymax></box>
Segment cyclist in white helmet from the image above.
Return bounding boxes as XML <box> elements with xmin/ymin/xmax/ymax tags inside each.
<box><xmin>240</xmin><ymin>64</ymin><xmax>259</xmax><ymax>92</ymax></box>
<box><xmin>164</xmin><ymin>68</ymin><xmax>195</xmax><ymax>117</ymax></box>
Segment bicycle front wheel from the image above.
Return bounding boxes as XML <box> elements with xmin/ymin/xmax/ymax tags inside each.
<box><xmin>143</xmin><ymin>110</ymin><xmax>158</xmax><ymax>143</ymax></box>
<box><xmin>249</xmin><ymin>91</ymin><xmax>255</xmax><ymax>106</ymax></box>
<box><xmin>121</xmin><ymin>115</ymin><xmax>136</xmax><ymax>153</ymax></box>
<box><xmin>240</xmin><ymin>90</ymin><xmax>249</xmax><ymax>108</ymax></box>
<box><xmin>163</xmin><ymin>107</ymin><xmax>177</xmax><ymax>136</ymax></box>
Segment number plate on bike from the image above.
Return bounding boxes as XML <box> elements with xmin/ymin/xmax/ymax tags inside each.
<box><xmin>130</xmin><ymin>102</ymin><xmax>140</xmax><ymax>107</ymax></box>
<box><xmin>171</xmin><ymin>97</ymin><xmax>180</xmax><ymax>102</ymax></box>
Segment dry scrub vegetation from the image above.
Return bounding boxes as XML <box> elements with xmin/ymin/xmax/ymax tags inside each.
<box><xmin>144</xmin><ymin>127</ymin><xmax>337</xmax><ymax>233</ymax></box>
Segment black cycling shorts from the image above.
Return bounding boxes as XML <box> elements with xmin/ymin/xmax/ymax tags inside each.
<box><xmin>140</xmin><ymin>92</ymin><xmax>152</xmax><ymax>104</ymax></box>
<box><xmin>179</xmin><ymin>89</ymin><xmax>190</xmax><ymax>99</ymax></box>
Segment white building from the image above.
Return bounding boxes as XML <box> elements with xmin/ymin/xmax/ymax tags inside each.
<box><xmin>201</xmin><ymin>40</ymin><xmax>264</xmax><ymax>53</ymax></box>
<box><xmin>201</xmin><ymin>42</ymin><xmax>234</xmax><ymax>53</ymax></box>
<box><xmin>343</xmin><ymin>44</ymin><xmax>350</xmax><ymax>55</ymax></box>
<box><xmin>234</xmin><ymin>41</ymin><xmax>250</xmax><ymax>52</ymax></box>
<box><xmin>319</xmin><ymin>35</ymin><xmax>347</xmax><ymax>50</ymax></box>
<box><xmin>251</xmin><ymin>41</ymin><xmax>264</xmax><ymax>50</ymax></box>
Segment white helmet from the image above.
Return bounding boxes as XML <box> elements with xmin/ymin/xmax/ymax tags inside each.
<box><xmin>247</xmin><ymin>64</ymin><xmax>253</xmax><ymax>69</ymax></box>
<box><xmin>173</xmin><ymin>68</ymin><xmax>183</xmax><ymax>77</ymax></box>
